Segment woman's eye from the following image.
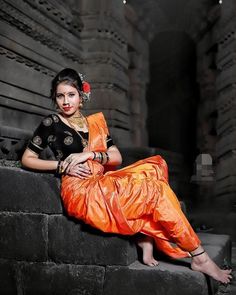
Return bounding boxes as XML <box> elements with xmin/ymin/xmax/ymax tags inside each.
<box><xmin>56</xmin><ymin>94</ymin><xmax>63</xmax><ymax>99</ymax></box>
<box><xmin>69</xmin><ymin>93</ymin><xmax>75</xmax><ymax>97</ymax></box>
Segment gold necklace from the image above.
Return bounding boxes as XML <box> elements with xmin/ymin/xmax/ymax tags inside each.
<box><xmin>75</xmin><ymin>130</ymin><xmax>88</xmax><ymax>148</ymax></box>
<box><xmin>67</xmin><ymin>112</ymin><xmax>86</xmax><ymax>128</ymax></box>
<box><xmin>63</xmin><ymin>114</ymin><xmax>88</xmax><ymax>148</ymax></box>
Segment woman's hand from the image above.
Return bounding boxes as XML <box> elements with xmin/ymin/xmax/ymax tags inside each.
<box><xmin>67</xmin><ymin>162</ymin><xmax>92</xmax><ymax>179</ymax></box>
<box><xmin>62</xmin><ymin>152</ymin><xmax>93</xmax><ymax>174</ymax></box>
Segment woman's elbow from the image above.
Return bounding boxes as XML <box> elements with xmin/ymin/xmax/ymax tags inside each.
<box><xmin>116</xmin><ymin>152</ymin><xmax>122</xmax><ymax>166</ymax></box>
<box><xmin>21</xmin><ymin>150</ymin><xmax>36</xmax><ymax>168</ymax></box>
<box><xmin>21</xmin><ymin>154</ymin><xmax>29</xmax><ymax>168</ymax></box>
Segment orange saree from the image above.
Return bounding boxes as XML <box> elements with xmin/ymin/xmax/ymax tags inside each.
<box><xmin>61</xmin><ymin>112</ymin><xmax>200</xmax><ymax>258</ymax></box>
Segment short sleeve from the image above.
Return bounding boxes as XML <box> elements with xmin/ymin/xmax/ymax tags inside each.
<box><xmin>106</xmin><ymin>135</ymin><xmax>114</xmax><ymax>148</ymax></box>
<box><xmin>98</xmin><ymin>113</ymin><xmax>114</xmax><ymax>147</ymax></box>
<box><xmin>27</xmin><ymin>116</ymin><xmax>54</xmax><ymax>154</ymax></box>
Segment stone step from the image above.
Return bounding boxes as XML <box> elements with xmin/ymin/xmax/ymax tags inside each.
<box><xmin>103</xmin><ymin>233</ymin><xmax>231</xmax><ymax>295</ymax></box>
<box><xmin>0</xmin><ymin>233</ymin><xmax>231</xmax><ymax>295</ymax></box>
<box><xmin>0</xmin><ymin>166</ymin><xmax>137</xmax><ymax>266</ymax></box>
<box><xmin>0</xmin><ymin>165</ymin><xmax>233</xmax><ymax>294</ymax></box>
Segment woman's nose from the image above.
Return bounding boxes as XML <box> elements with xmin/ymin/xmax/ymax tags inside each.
<box><xmin>63</xmin><ymin>96</ymin><xmax>69</xmax><ymax>105</ymax></box>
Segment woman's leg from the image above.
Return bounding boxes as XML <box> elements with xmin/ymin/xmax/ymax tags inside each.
<box><xmin>140</xmin><ymin>183</ymin><xmax>232</xmax><ymax>282</ymax></box>
<box><xmin>136</xmin><ymin>235</ymin><xmax>159</xmax><ymax>266</ymax></box>
<box><xmin>190</xmin><ymin>246</ymin><xmax>232</xmax><ymax>284</ymax></box>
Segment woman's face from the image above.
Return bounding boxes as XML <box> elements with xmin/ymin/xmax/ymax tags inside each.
<box><xmin>56</xmin><ymin>82</ymin><xmax>81</xmax><ymax>116</ymax></box>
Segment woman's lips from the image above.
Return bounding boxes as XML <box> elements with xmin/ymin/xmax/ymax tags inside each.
<box><xmin>63</xmin><ymin>106</ymin><xmax>72</xmax><ymax>111</ymax></box>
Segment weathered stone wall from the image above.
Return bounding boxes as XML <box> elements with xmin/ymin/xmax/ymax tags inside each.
<box><xmin>194</xmin><ymin>5</ymin><xmax>219</xmax><ymax>204</ymax></box>
<box><xmin>125</xmin><ymin>5</ymin><xmax>149</xmax><ymax>146</ymax></box>
<box><xmin>214</xmin><ymin>0</ymin><xmax>236</xmax><ymax>233</ymax></box>
<box><xmin>0</xmin><ymin>0</ymin><xmax>150</xmax><ymax>161</ymax></box>
<box><xmin>215</xmin><ymin>1</ymin><xmax>236</xmax><ymax>201</ymax></box>
<box><xmin>192</xmin><ymin>2</ymin><xmax>236</xmax><ymax>240</ymax></box>
<box><xmin>0</xmin><ymin>0</ymin><xmax>83</xmax><ymax>159</ymax></box>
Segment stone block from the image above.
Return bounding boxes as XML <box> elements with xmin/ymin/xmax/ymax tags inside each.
<box><xmin>20</xmin><ymin>262</ymin><xmax>105</xmax><ymax>295</ymax></box>
<box><xmin>217</xmin><ymin>114</ymin><xmax>236</xmax><ymax>137</ymax></box>
<box><xmin>217</xmin><ymin>45</ymin><xmax>236</xmax><ymax>71</ymax></box>
<box><xmin>104</xmin><ymin>234</ymin><xmax>231</xmax><ymax>295</ymax></box>
<box><xmin>193</xmin><ymin>210</ymin><xmax>236</xmax><ymax>245</ymax></box>
<box><xmin>48</xmin><ymin>215</ymin><xmax>137</xmax><ymax>266</ymax></box>
<box><xmin>215</xmin><ymin>175</ymin><xmax>236</xmax><ymax>195</ymax></box>
<box><xmin>200</xmin><ymin>214</ymin><xmax>236</xmax><ymax>244</ymax></box>
<box><xmin>0</xmin><ymin>259</ymin><xmax>17</xmax><ymax>295</ymax></box>
<box><xmin>216</xmin><ymin>64</ymin><xmax>236</xmax><ymax>92</ymax></box>
<box><xmin>217</xmin><ymin>85</ymin><xmax>236</xmax><ymax>117</ymax></box>
<box><xmin>216</xmin><ymin>130</ymin><xmax>236</xmax><ymax>157</ymax></box>
<box><xmin>0</xmin><ymin>167</ymin><xmax>63</xmax><ymax>214</ymax></box>
<box><xmin>103</xmin><ymin>261</ymin><xmax>208</xmax><ymax>295</ymax></box>
<box><xmin>0</xmin><ymin>212</ymin><xmax>47</xmax><ymax>262</ymax></box>
<box><xmin>218</xmin><ymin>0</ymin><xmax>236</xmax><ymax>36</ymax></box>
<box><xmin>216</xmin><ymin>156</ymin><xmax>236</xmax><ymax>179</ymax></box>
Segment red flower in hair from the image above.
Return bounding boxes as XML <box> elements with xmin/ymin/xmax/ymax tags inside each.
<box><xmin>82</xmin><ymin>81</ymin><xmax>91</xmax><ymax>93</ymax></box>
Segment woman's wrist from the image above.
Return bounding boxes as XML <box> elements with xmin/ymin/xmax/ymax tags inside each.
<box><xmin>91</xmin><ymin>151</ymin><xmax>109</xmax><ymax>165</ymax></box>
<box><xmin>87</xmin><ymin>151</ymin><xmax>95</xmax><ymax>160</ymax></box>
<box><xmin>56</xmin><ymin>160</ymin><xmax>64</xmax><ymax>175</ymax></box>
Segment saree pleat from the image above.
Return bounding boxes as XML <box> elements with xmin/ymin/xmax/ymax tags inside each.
<box><xmin>61</xmin><ymin>113</ymin><xmax>200</xmax><ymax>258</ymax></box>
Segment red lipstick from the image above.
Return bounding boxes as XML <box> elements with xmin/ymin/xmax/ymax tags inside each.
<box><xmin>63</xmin><ymin>106</ymin><xmax>72</xmax><ymax>112</ymax></box>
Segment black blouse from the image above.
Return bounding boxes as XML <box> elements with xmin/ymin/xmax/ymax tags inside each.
<box><xmin>28</xmin><ymin>114</ymin><xmax>114</xmax><ymax>160</ymax></box>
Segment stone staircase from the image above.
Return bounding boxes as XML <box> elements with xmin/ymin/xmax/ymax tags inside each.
<box><xmin>0</xmin><ymin>165</ymin><xmax>233</xmax><ymax>295</ymax></box>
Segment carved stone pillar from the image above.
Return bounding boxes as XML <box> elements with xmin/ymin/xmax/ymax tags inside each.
<box><xmin>124</xmin><ymin>5</ymin><xmax>149</xmax><ymax>147</ymax></box>
<box><xmin>215</xmin><ymin>0</ymin><xmax>236</xmax><ymax>209</ymax></box>
<box><xmin>195</xmin><ymin>12</ymin><xmax>218</xmax><ymax>202</ymax></box>
<box><xmin>72</xmin><ymin>0</ymin><xmax>132</xmax><ymax>146</ymax></box>
<box><xmin>192</xmin><ymin>1</ymin><xmax>236</xmax><ymax>237</ymax></box>
<box><xmin>59</xmin><ymin>0</ymin><xmax>150</xmax><ymax>147</ymax></box>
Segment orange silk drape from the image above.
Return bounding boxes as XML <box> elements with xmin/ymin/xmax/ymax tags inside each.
<box><xmin>61</xmin><ymin>112</ymin><xmax>200</xmax><ymax>258</ymax></box>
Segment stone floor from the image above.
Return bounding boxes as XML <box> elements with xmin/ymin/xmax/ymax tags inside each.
<box><xmin>219</xmin><ymin>242</ymin><xmax>236</xmax><ymax>295</ymax></box>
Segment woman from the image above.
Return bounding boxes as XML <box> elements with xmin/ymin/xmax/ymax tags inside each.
<box><xmin>22</xmin><ymin>68</ymin><xmax>232</xmax><ymax>284</ymax></box>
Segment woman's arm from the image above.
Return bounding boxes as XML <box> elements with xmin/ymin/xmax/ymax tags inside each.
<box><xmin>22</xmin><ymin>144</ymin><xmax>122</xmax><ymax>174</ymax></box>
<box><xmin>105</xmin><ymin>145</ymin><xmax>122</xmax><ymax>166</ymax></box>
<box><xmin>21</xmin><ymin>148</ymin><xmax>58</xmax><ymax>171</ymax></box>
<box><xmin>63</xmin><ymin>145</ymin><xmax>122</xmax><ymax>174</ymax></box>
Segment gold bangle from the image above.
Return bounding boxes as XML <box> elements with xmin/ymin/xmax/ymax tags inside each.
<box><xmin>59</xmin><ymin>161</ymin><xmax>65</xmax><ymax>174</ymax></box>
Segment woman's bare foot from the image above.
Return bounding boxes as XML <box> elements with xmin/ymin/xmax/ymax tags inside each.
<box><xmin>190</xmin><ymin>247</ymin><xmax>232</xmax><ymax>284</ymax></box>
<box><xmin>137</xmin><ymin>236</ymin><xmax>159</xmax><ymax>267</ymax></box>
